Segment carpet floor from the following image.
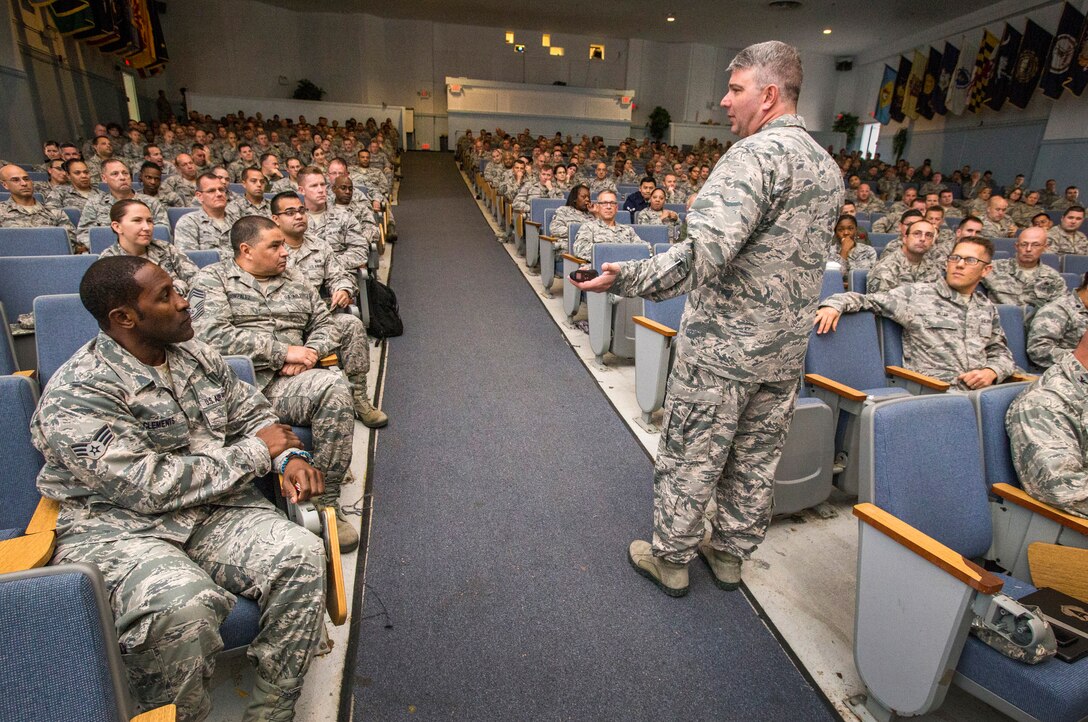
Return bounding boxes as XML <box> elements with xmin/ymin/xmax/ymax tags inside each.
<box><xmin>352</xmin><ymin>151</ymin><xmax>838</xmax><ymax>721</ymax></box>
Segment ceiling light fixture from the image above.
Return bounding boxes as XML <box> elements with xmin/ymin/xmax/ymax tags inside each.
<box><xmin>666</xmin><ymin>14</ymin><xmax>675</xmax><ymax>22</ymax></box>
<box><xmin>823</xmin><ymin>28</ymin><xmax>832</xmax><ymax>35</ymax></box>
<box><xmin>768</xmin><ymin>1</ymin><xmax>803</xmax><ymax>9</ymax></box>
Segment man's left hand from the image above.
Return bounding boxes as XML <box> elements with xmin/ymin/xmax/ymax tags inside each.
<box><xmin>330</xmin><ymin>290</ymin><xmax>352</xmax><ymax>309</ymax></box>
<box><xmin>958</xmin><ymin>368</ymin><xmax>998</xmax><ymax>389</ymax></box>
<box><xmin>282</xmin><ymin>457</ymin><xmax>325</xmax><ymax>503</ymax></box>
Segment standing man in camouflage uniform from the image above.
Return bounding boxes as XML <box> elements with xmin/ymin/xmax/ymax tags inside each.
<box><xmin>572</xmin><ymin>41</ymin><xmax>842</xmax><ymax>596</ymax></box>
<box><xmin>1007</xmin><ymin>327</ymin><xmax>1088</xmax><ymax>520</ymax></box>
<box><xmin>0</xmin><ymin>164</ymin><xmax>79</xmax><ymax>251</ymax></box>
<box><xmin>33</xmin><ymin>256</ymin><xmax>328</xmax><ymax>721</ymax></box>
<box><xmin>817</xmin><ymin>237</ymin><xmax>1014</xmax><ymax>390</ymax></box>
<box><xmin>189</xmin><ymin>216</ymin><xmax>363</xmax><ymax>552</ymax></box>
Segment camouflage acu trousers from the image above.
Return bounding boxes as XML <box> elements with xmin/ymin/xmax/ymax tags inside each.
<box><xmin>262</xmin><ymin>368</ymin><xmax>354</xmax><ymax>508</ymax></box>
<box><xmin>53</xmin><ymin>505</ymin><xmax>326</xmax><ymax>722</ymax></box>
<box><xmin>652</xmin><ymin>358</ymin><xmax>800</xmax><ymax>563</ymax></box>
<box><xmin>329</xmin><ymin>311</ymin><xmax>370</xmax><ymax>397</ymax></box>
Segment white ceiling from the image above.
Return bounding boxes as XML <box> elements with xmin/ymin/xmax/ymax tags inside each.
<box><xmin>250</xmin><ymin>0</ymin><xmax>999</xmax><ymax>56</ymax></box>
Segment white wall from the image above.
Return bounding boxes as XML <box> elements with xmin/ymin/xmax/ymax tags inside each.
<box><xmin>144</xmin><ymin>3</ymin><xmax>843</xmax><ymax>150</ymax></box>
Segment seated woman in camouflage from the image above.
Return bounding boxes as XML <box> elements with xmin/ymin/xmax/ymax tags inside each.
<box><xmin>99</xmin><ymin>199</ymin><xmax>199</xmax><ymax>296</ymax></box>
<box><xmin>826</xmin><ymin>214</ymin><xmax>877</xmax><ymax>275</ymax></box>
<box><xmin>635</xmin><ymin>188</ymin><xmax>683</xmax><ymax>242</ymax></box>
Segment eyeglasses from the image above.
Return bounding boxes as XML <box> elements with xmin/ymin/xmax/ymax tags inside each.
<box><xmin>907</xmin><ymin>231</ymin><xmax>936</xmax><ymax>240</ymax></box>
<box><xmin>597</xmin><ymin>201</ymin><xmax>618</xmax><ymax>206</ymax></box>
<box><xmin>275</xmin><ymin>207</ymin><xmax>307</xmax><ymax>217</ymax></box>
<box><xmin>947</xmin><ymin>254</ymin><xmax>990</xmax><ymax>266</ymax></box>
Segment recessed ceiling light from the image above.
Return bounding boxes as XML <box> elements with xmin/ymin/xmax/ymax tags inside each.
<box><xmin>823</xmin><ymin>28</ymin><xmax>832</xmax><ymax>34</ymax></box>
<box><xmin>666</xmin><ymin>14</ymin><xmax>675</xmax><ymax>22</ymax></box>
<box><xmin>768</xmin><ymin>1</ymin><xmax>803</xmax><ymax>9</ymax></box>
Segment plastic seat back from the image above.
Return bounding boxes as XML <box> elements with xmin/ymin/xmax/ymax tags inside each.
<box><xmin>969</xmin><ymin>382</ymin><xmax>1030</xmax><ymax>489</ymax></box>
<box><xmin>0</xmin><ymin>227</ymin><xmax>70</xmax><ymax>257</ymax></box>
<box><xmin>0</xmin><ymin>255</ymin><xmax>98</xmax><ymax>317</ymax></box>
<box><xmin>0</xmin><ymin>375</ymin><xmax>44</xmax><ymax>535</ymax></box>
<box><xmin>33</xmin><ymin>294</ymin><xmax>97</xmax><ymax>389</ymax></box>
<box><xmin>862</xmin><ymin>394</ymin><xmax>993</xmax><ymax>558</ymax></box>
<box><xmin>805</xmin><ymin>311</ymin><xmax>888</xmax><ymax>391</ymax></box>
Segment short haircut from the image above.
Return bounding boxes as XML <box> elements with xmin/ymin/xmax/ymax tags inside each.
<box><xmin>954</xmin><ymin>235</ymin><xmax>994</xmax><ymax>260</ymax></box>
<box><xmin>238</xmin><ymin>143</ymin><xmax>252</xmax><ymax>152</ymax></box>
<box><xmin>835</xmin><ymin>214</ymin><xmax>856</xmax><ymax>227</ymax></box>
<box><xmin>138</xmin><ymin>162</ymin><xmax>161</xmax><ymax>175</ymax></box>
<box><xmin>59</xmin><ymin>142</ymin><xmax>80</xmax><ymax>153</ymax></box>
<box><xmin>257</xmin><ymin>152</ymin><xmax>276</xmax><ymax>165</ymax></box>
<box><xmin>63</xmin><ymin>159</ymin><xmax>86</xmax><ymax>174</ymax></box>
<box><xmin>80</xmin><ymin>256</ymin><xmax>153</xmax><ymax>330</ymax></box>
<box><xmin>242</xmin><ymin>167</ymin><xmax>264</xmax><ymax>181</ymax></box>
<box><xmin>1065</xmin><ymin>205</ymin><xmax>1085</xmax><ymax>216</ymax></box>
<box><xmin>1031</xmin><ymin>212</ymin><xmax>1051</xmax><ymax>223</ymax></box>
<box><xmin>297</xmin><ymin>166</ymin><xmax>325</xmax><ymax>184</ymax></box>
<box><xmin>196</xmin><ymin>172</ymin><xmax>221</xmax><ymax>190</ymax></box>
<box><xmin>925</xmin><ymin>205</ymin><xmax>945</xmax><ymax>217</ymax></box>
<box><xmin>230</xmin><ymin>215</ymin><xmax>276</xmax><ymax>256</ymax></box>
<box><xmin>101</xmin><ymin>158</ymin><xmax>127</xmax><ymax>173</ymax></box>
<box><xmin>899</xmin><ymin>209</ymin><xmax>923</xmax><ymax>223</ymax></box>
<box><xmin>727</xmin><ymin>40</ymin><xmax>803</xmax><ymax>103</ymax></box>
<box><xmin>143</xmin><ymin>144</ymin><xmax>160</xmax><ymax>156</ymax></box>
<box><xmin>270</xmin><ymin>191</ymin><xmax>302</xmax><ymax>214</ymax></box>
<box><xmin>93</xmin><ymin>134</ymin><xmax>110</xmax><ymax>144</ymax></box>
<box><xmin>959</xmin><ymin>215</ymin><xmax>983</xmax><ymax>228</ymax></box>
<box><xmin>640</xmin><ymin>176</ymin><xmax>656</xmax><ymax>185</ymax></box>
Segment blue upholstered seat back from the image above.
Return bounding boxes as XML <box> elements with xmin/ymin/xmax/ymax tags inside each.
<box><xmin>643</xmin><ymin>295</ymin><xmax>687</xmax><ymax>331</ymax></box>
<box><xmin>869</xmin><ymin>233</ymin><xmax>897</xmax><ymax>252</ymax></box>
<box><xmin>0</xmin><ymin>302</ymin><xmax>17</xmax><ymax>375</ymax></box>
<box><xmin>880</xmin><ymin>316</ymin><xmax>904</xmax><ymax>368</ymax></box>
<box><xmin>1063</xmin><ymin>255</ymin><xmax>1088</xmax><ymax>276</ymax></box>
<box><xmin>530</xmin><ymin>198</ymin><xmax>564</xmax><ymax>224</ymax></box>
<box><xmin>868</xmin><ymin>395</ymin><xmax>992</xmax><ymax>558</ymax></box>
<box><xmin>185</xmin><ymin>249</ymin><xmax>220</xmax><ymax>268</ymax></box>
<box><xmin>630</xmin><ymin>224</ymin><xmax>669</xmax><ymax>246</ymax></box>
<box><xmin>819</xmin><ymin>269</ymin><xmax>844</xmax><ymax>300</ymax></box>
<box><xmin>167</xmin><ymin>207</ymin><xmax>196</xmax><ymax>231</ymax></box>
<box><xmin>0</xmin><ymin>375</ymin><xmax>44</xmax><ymax>534</ymax></box>
<box><xmin>0</xmin><ymin>255</ymin><xmax>98</xmax><ymax>318</ymax></box>
<box><xmin>0</xmin><ymin>228</ymin><xmax>70</xmax><ymax>257</ymax></box>
<box><xmin>972</xmin><ymin>382</ymin><xmax>1030</xmax><ymax>489</ymax></box>
<box><xmin>33</xmin><ymin>294</ymin><xmax>98</xmax><ymax>390</ymax></box>
<box><xmin>592</xmin><ymin>242</ymin><xmax>651</xmax><ymax>272</ymax></box>
<box><xmin>995</xmin><ymin>304</ymin><xmax>1032</xmax><ymax>372</ymax></box>
<box><xmin>848</xmin><ymin>269</ymin><xmax>868</xmax><ymax>293</ymax></box>
<box><xmin>805</xmin><ymin>311</ymin><xmax>888</xmax><ymax>392</ymax></box>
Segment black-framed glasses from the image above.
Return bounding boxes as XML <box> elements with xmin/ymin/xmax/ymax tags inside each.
<box><xmin>947</xmin><ymin>254</ymin><xmax>990</xmax><ymax>266</ymax></box>
<box><xmin>275</xmin><ymin>207</ymin><xmax>307</xmax><ymax>217</ymax></box>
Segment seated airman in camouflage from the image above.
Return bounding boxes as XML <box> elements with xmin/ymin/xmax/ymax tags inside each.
<box><xmin>1007</xmin><ymin>327</ymin><xmax>1088</xmax><ymax>520</ymax></box>
<box><xmin>271</xmin><ymin>157</ymin><xmax>303</xmax><ymax>194</ymax></box>
<box><xmin>572</xmin><ymin>190</ymin><xmax>649</xmax><ymax>261</ymax></box>
<box><xmin>980</xmin><ymin>226</ymin><xmax>1065</xmax><ymax>314</ymax></box>
<box><xmin>297</xmin><ymin>167</ymin><xmax>369</xmax><ymax>271</ymax></box>
<box><xmin>1046</xmin><ymin>206</ymin><xmax>1087</xmax><ymax>255</ymax></box>
<box><xmin>137</xmin><ymin>162</ymin><xmax>184</xmax><ymax>209</ymax></box>
<box><xmin>661</xmin><ymin>172</ymin><xmax>688</xmax><ymax>204</ymax></box>
<box><xmin>979</xmin><ymin>195</ymin><xmax>1017</xmax><ymax>238</ymax></box>
<box><xmin>174</xmin><ymin>172</ymin><xmax>233</xmax><ymax>259</ymax></box>
<box><xmin>1050</xmin><ymin>185</ymin><xmax>1080</xmax><ymax>213</ymax></box>
<box><xmin>99</xmin><ymin>199</ymin><xmax>199</xmax><ymax>295</ymax></box>
<box><xmin>883</xmin><ymin>186</ymin><xmax>918</xmax><ymax>219</ymax></box>
<box><xmin>76</xmin><ymin>159</ymin><xmax>168</xmax><ymax>248</ymax></box>
<box><xmin>587</xmin><ymin>162</ymin><xmax>617</xmax><ymax>197</ymax></box>
<box><xmin>228</xmin><ymin>143</ymin><xmax>260</xmax><ymax>183</ymax></box>
<box><xmin>189</xmin><ymin>216</ymin><xmax>361</xmax><ymax>552</ymax></box>
<box><xmin>636</xmin><ymin>187</ymin><xmax>683</xmax><ymax>242</ymax></box>
<box><xmin>867</xmin><ymin>217</ymin><xmax>944</xmax><ymax>293</ymax></box>
<box><xmin>46</xmin><ymin>158</ymin><xmax>96</xmax><ymax>210</ymax></box>
<box><xmin>329</xmin><ymin>174</ymin><xmax>382</xmax><ymax>252</ymax></box>
<box><xmin>0</xmin><ymin>163</ymin><xmax>79</xmax><ymax>251</ymax></box>
<box><xmin>483</xmin><ymin>149</ymin><xmax>505</xmax><ymax>191</ymax></box>
<box><xmin>938</xmin><ymin>189</ymin><xmax>962</xmax><ymax>219</ymax></box>
<box><xmin>83</xmin><ymin>134</ymin><xmax>114</xmax><ymax>179</ymax></box>
<box><xmin>225</xmin><ymin>167</ymin><xmax>272</xmax><ymax>223</ymax></box>
<box><xmin>853</xmin><ymin>183</ymin><xmax>885</xmax><ymax>214</ymax></box>
<box><xmin>1027</xmin><ymin>273</ymin><xmax>1088</xmax><ymax>369</ymax></box>
<box><xmin>546</xmin><ymin>184</ymin><xmax>594</xmax><ymax>252</ymax></box>
<box><xmin>827</xmin><ymin>213</ymin><xmax>876</xmax><ymax>274</ymax></box>
<box><xmin>513</xmin><ymin>163</ymin><xmax>566</xmax><ymax>214</ymax></box>
<box><xmin>161</xmin><ymin>153</ymin><xmax>199</xmax><ymax>207</ymax></box>
<box><xmin>817</xmin><ymin>237</ymin><xmax>1015</xmax><ymax>391</ymax></box>
<box><xmin>33</xmin><ymin>255</ymin><xmax>328</xmax><ymax>721</ymax></box>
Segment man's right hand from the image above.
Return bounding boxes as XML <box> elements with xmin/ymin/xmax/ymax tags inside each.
<box><xmin>256</xmin><ymin>423</ymin><xmax>302</xmax><ymax>458</ymax></box>
<box><xmin>570</xmin><ymin>262</ymin><xmax>621</xmax><ymax>293</ymax></box>
<box><xmin>285</xmin><ymin>345</ymin><xmax>318</xmax><ymax>368</ymax></box>
<box><xmin>814</xmin><ymin>307</ymin><xmax>841</xmax><ymax>334</ymax></box>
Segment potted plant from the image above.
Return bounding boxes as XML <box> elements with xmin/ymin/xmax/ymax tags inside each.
<box><xmin>647</xmin><ymin>106</ymin><xmax>671</xmax><ymax>142</ymax></box>
<box><xmin>293</xmin><ymin>79</ymin><xmax>326</xmax><ymax>101</ymax></box>
<box><xmin>893</xmin><ymin>128</ymin><xmax>908</xmax><ymax>162</ymax></box>
<box><xmin>832</xmin><ymin>112</ymin><xmax>860</xmax><ymax>147</ymax></box>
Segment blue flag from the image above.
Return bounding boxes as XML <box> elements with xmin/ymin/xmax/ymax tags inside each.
<box><xmin>874</xmin><ymin>65</ymin><xmax>897</xmax><ymax>124</ymax></box>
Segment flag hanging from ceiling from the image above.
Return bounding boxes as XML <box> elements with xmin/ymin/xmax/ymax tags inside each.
<box><xmin>946</xmin><ymin>34</ymin><xmax>976</xmax><ymax>114</ymax></box>
<box><xmin>917</xmin><ymin>46</ymin><xmax>942</xmax><ymax>119</ymax></box>
<box><xmin>1068</xmin><ymin>10</ymin><xmax>1088</xmax><ymax>96</ymax></box>
<box><xmin>47</xmin><ymin>1</ymin><xmax>94</xmax><ymax>35</ymax></box>
<box><xmin>1040</xmin><ymin>1</ymin><xmax>1086</xmax><ymax>98</ymax></box>
<box><xmin>126</xmin><ymin>0</ymin><xmax>169</xmax><ymax>70</ymax></box>
<box><xmin>902</xmin><ymin>49</ymin><xmax>927</xmax><ymax>119</ymax></box>
<box><xmin>874</xmin><ymin>64</ymin><xmax>897</xmax><ymax>124</ymax></box>
<box><xmin>889</xmin><ymin>55</ymin><xmax>912</xmax><ymax>122</ymax></box>
<box><xmin>1008</xmin><ymin>19</ymin><xmax>1052</xmax><ymax>108</ymax></box>
<box><xmin>967</xmin><ymin>29</ymin><xmax>1000</xmax><ymax>112</ymax></box>
<box><xmin>932</xmin><ymin>41</ymin><xmax>959</xmax><ymax>115</ymax></box>
<box><xmin>986</xmin><ymin>23</ymin><xmax>1023</xmax><ymax>111</ymax></box>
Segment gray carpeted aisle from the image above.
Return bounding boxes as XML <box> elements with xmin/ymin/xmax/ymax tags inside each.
<box><xmin>353</xmin><ymin>152</ymin><xmax>837</xmax><ymax>720</ymax></box>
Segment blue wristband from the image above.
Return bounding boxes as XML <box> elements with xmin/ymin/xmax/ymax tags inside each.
<box><xmin>279</xmin><ymin>449</ymin><xmax>313</xmax><ymax>475</ymax></box>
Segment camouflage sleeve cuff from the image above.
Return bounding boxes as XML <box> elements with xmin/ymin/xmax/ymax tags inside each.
<box><xmin>240</xmin><ymin>436</ymin><xmax>273</xmax><ymax>477</ymax></box>
<box><xmin>270</xmin><ymin>340</ymin><xmax>289</xmax><ymax>370</ymax></box>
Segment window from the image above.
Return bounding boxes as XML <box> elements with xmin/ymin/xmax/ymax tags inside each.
<box><xmin>589</xmin><ymin>44</ymin><xmax>605</xmax><ymax>60</ymax></box>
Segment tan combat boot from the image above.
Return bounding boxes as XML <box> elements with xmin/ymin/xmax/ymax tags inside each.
<box><xmin>330</xmin><ymin>503</ymin><xmax>360</xmax><ymax>554</ymax></box>
<box><xmin>628</xmin><ymin>540</ymin><xmax>689</xmax><ymax>597</ymax></box>
<box><xmin>241</xmin><ymin>674</ymin><xmax>302</xmax><ymax>722</ymax></box>
<box><xmin>697</xmin><ymin>542</ymin><xmax>742</xmax><ymax>590</ymax></box>
<box><xmin>353</xmin><ymin>395</ymin><xmax>389</xmax><ymax>428</ymax></box>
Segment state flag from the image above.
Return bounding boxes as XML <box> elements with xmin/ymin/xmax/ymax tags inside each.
<box><xmin>1040</xmin><ymin>1</ymin><xmax>1085</xmax><ymax>99</ymax></box>
<box><xmin>889</xmin><ymin>55</ymin><xmax>912</xmax><ymax>122</ymax></box>
<box><xmin>1008</xmin><ymin>20</ymin><xmax>1052</xmax><ymax>108</ymax></box>
<box><xmin>903</xmin><ymin>50</ymin><xmax>926</xmax><ymax>119</ymax></box>
<box><xmin>946</xmin><ymin>34</ymin><xmax>976</xmax><ymax>114</ymax></box>
<box><xmin>917</xmin><ymin>47</ymin><xmax>942</xmax><ymax>119</ymax></box>
<box><xmin>1070</xmin><ymin>13</ymin><xmax>1088</xmax><ymax>96</ymax></box>
<box><xmin>932</xmin><ymin>41</ymin><xmax>959</xmax><ymax>115</ymax></box>
<box><xmin>986</xmin><ymin>23</ymin><xmax>1023</xmax><ymax>110</ymax></box>
<box><xmin>968</xmin><ymin>30</ymin><xmax>1000</xmax><ymax>112</ymax></box>
<box><xmin>874</xmin><ymin>64</ymin><xmax>897</xmax><ymax>124</ymax></box>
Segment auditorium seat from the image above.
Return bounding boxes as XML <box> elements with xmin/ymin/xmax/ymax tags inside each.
<box><xmin>995</xmin><ymin>305</ymin><xmax>1039</xmax><ymax>375</ymax></box>
<box><xmin>184</xmin><ymin>249</ymin><xmax>221</xmax><ymax>269</ymax></box>
<box><xmin>868</xmin><ymin>233</ymin><xmax>897</xmax><ymax>253</ymax></box>
<box><xmin>62</xmin><ymin>207</ymin><xmax>80</xmax><ymax>226</ymax></box>
<box><xmin>167</xmin><ymin>207</ymin><xmax>196</xmax><ymax>231</ymax></box>
<box><xmin>87</xmin><ymin>225</ymin><xmax>171</xmax><ymax>254</ymax></box>
<box><xmin>848</xmin><ymin>269</ymin><xmax>868</xmax><ymax>293</ymax></box>
<box><xmin>585</xmin><ymin>242</ymin><xmax>649</xmax><ymax>363</ymax></box>
<box><xmin>852</xmin><ymin>392</ymin><xmax>1088</xmax><ymax>722</ymax></box>
<box><xmin>0</xmin><ymin>254</ymin><xmax>98</xmax><ymax>318</ymax></box>
<box><xmin>523</xmin><ymin>198</ymin><xmax>564</xmax><ymax>270</ymax></box>
<box><xmin>1060</xmin><ymin>272</ymin><xmax>1081</xmax><ymax>290</ymax></box>
<box><xmin>1062</xmin><ymin>254</ymin><xmax>1088</xmax><ymax>275</ymax></box>
<box><xmin>33</xmin><ymin>294</ymin><xmax>96</xmax><ymax>389</ymax></box>
<box><xmin>0</xmin><ymin>228</ymin><xmax>71</xmax><ymax>257</ymax></box>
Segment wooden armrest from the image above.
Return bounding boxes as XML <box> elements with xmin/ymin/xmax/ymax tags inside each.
<box><xmin>853</xmin><ymin>503</ymin><xmax>1003</xmax><ymax>595</ymax></box>
<box><xmin>561</xmin><ymin>253</ymin><xmax>590</xmax><ymax>265</ymax></box>
<box><xmin>539</xmin><ymin>235</ymin><xmax>559</xmax><ymax>243</ymax></box>
<box><xmin>131</xmin><ymin>704</ymin><xmax>176</xmax><ymax>722</ymax></box>
<box><xmin>1007</xmin><ymin>373</ymin><xmax>1037</xmax><ymax>383</ymax></box>
<box><xmin>1028</xmin><ymin>543</ymin><xmax>1088</xmax><ymax>603</ymax></box>
<box><xmin>25</xmin><ymin>497</ymin><xmax>59</xmax><ymax>535</ymax></box>
<box><xmin>0</xmin><ymin>531</ymin><xmax>56</xmax><ymax>574</ymax></box>
<box><xmin>803</xmin><ymin>373</ymin><xmax>867</xmax><ymax>402</ymax></box>
<box><xmin>884</xmin><ymin>366</ymin><xmax>951</xmax><ymax>392</ymax></box>
<box><xmin>632</xmin><ymin>315</ymin><xmax>677</xmax><ymax>337</ymax></box>
<box><xmin>322</xmin><ymin>507</ymin><xmax>347</xmax><ymax>625</ymax></box>
<box><xmin>525</xmin><ymin>220</ymin><xmax>542</xmax><ymax>229</ymax></box>
<box><xmin>13</xmin><ymin>369</ymin><xmax>35</xmax><ymax>379</ymax></box>
<box><xmin>991</xmin><ymin>483</ymin><xmax>1088</xmax><ymax>536</ymax></box>
<box><xmin>318</xmin><ymin>354</ymin><xmax>339</xmax><ymax>368</ymax></box>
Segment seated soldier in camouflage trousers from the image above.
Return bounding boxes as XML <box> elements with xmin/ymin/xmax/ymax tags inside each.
<box><xmin>188</xmin><ymin>216</ymin><xmax>362</xmax><ymax>553</ymax></box>
<box><xmin>1007</xmin><ymin>327</ymin><xmax>1088</xmax><ymax>520</ymax></box>
<box><xmin>32</xmin><ymin>256</ymin><xmax>327</xmax><ymax>722</ymax></box>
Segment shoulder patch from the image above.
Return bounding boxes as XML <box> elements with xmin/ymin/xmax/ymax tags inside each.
<box><xmin>71</xmin><ymin>424</ymin><xmax>115</xmax><ymax>460</ymax></box>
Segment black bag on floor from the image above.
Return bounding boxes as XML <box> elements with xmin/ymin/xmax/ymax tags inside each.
<box><xmin>366</xmin><ymin>276</ymin><xmax>403</xmax><ymax>338</ymax></box>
